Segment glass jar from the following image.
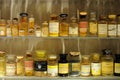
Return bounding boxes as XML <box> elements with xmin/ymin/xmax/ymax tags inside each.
<box><xmin>12</xmin><ymin>20</ymin><xmax>19</xmax><ymax>36</ymax></box>
<box><xmin>114</xmin><ymin>54</ymin><xmax>120</xmax><ymax>76</ymax></box>
<box><xmin>41</xmin><ymin>21</ymin><xmax>49</xmax><ymax>37</ymax></box>
<box><xmin>16</xmin><ymin>56</ymin><xmax>24</xmax><ymax>76</ymax></box>
<box><xmin>69</xmin><ymin>52</ymin><xmax>81</xmax><ymax>76</ymax></box>
<box><xmin>34</xmin><ymin>50</ymin><xmax>47</xmax><ymax>77</ymax></box>
<box><xmin>47</xmin><ymin>55</ymin><xmax>58</xmax><ymax>77</ymax></box>
<box><xmin>24</xmin><ymin>50</ymin><xmax>34</xmax><ymax>76</ymax></box>
<box><xmin>6</xmin><ymin>55</ymin><xmax>16</xmax><ymax>76</ymax></box>
<box><xmin>0</xmin><ymin>19</ymin><xmax>6</xmax><ymax>36</ymax></box>
<box><xmin>0</xmin><ymin>51</ymin><xmax>6</xmax><ymax>76</ymax></box>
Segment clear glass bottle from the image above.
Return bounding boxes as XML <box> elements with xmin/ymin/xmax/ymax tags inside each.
<box><xmin>16</xmin><ymin>56</ymin><xmax>24</xmax><ymax>76</ymax></box>
<box><xmin>28</xmin><ymin>15</ymin><xmax>35</xmax><ymax>36</ymax></box>
<box><xmin>49</xmin><ymin>14</ymin><xmax>59</xmax><ymax>37</ymax></box>
<box><xmin>101</xmin><ymin>49</ymin><xmax>114</xmax><ymax>76</ymax></box>
<box><xmin>79</xmin><ymin>12</ymin><xmax>88</xmax><ymax>37</ymax></box>
<box><xmin>19</xmin><ymin>13</ymin><xmax>28</xmax><ymax>36</ymax></box>
<box><xmin>12</xmin><ymin>20</ymin><xmax>19</xmax><ymax>36</ymax></box>
<box><xmin>6</xmin><ymin>55</ymin><xmax>16</xmax><ymax>76</ymax></box>
<box><xmin>69</xmin><ymin>52</ymin><xmax>81</xmax><ymax>76</ymax></box>
<box><xmin>91</xmin><ymin>53</ymin><xmax>101</xmax><ymax>76</ymax></box>
<box><xmin>41</xmin><ymin>21</ymin><xmax>49</xmax><ymax>37</ymax></box>
<box><xmin>59</xmin><ymin>14</ymin><xmax>69</xmax><ymax>37</ymax></box>
<box><xmin>0</xmin><ymin>19</ymin><xmax>6</xmax><ymax>36</ymax></box>
<box><xmin>108</xmin><ymin>14</ymin><xmax>117</xmax><ymax>37</ymax></box>
<box><xmin>117</xmin><ymin>15</ymin><xmax>120</xmax><ymax>37</ymax></box>
<box><xmin>6</xmin><ymin>20</ymin><xmax>12</xmax><ymax>37</ymax></box>
<box><xmin>24</xmin><ymin>50</ymin><xmax>34</xmax><ymax>76</ymax></box>
<box><xmin>35</xmin><ymin>25</ymin><xmax>41</xmax><ymax>37</ymax></box>
<box><xmin>47</xmin><ymin>55</ymin><xmax>58</xmax><ymax>77</ymax></box>
<box><xmin>89</xmin><ymin>12</ymin><xmax>98</xmax><ymax>36</ymax></box>
<box><xmin>58</xmin><ymin>53</ymin><xmax>69</xmax><ymax>77</ymax></box>
<box><xmin>114</xmin><ymin>54</ymin><xmax>120</xmax><ymax>76</ymax></box>
<box><xmin>34</xmin><ymin>50</ymin><xmax>47</xmax><ymax>77</ymax></box>
<box><xmin>0</xmin><ymin>51</ymin><xmax>6</xmax><ymax>76</ymax></box>
<box><xmin>80</xmin><ymin>55</ymin><xmax>90</xmax><ymax>76</ymax></box>
<box><xmin>98</xmin><ymin>15</ymin><xmax>108</xmax><ymax>37</ymax></box>
<box><xmin>69</xmin><ymin>17</ymin><xmax>78</xmax><ymax>37</ymax></box>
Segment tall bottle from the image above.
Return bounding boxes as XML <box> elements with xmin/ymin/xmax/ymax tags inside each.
<box><xmin>80</xmin><ymin>55</ymin><xmax>90</xmax><ymax>76</ymax></box>
<box><xmin>114</xmin><ymin>54</ymin><xmax>120</xmax><ymax>76</ymax></box>
<box><xmin>108</xmin><ymin>14</ymin><xmax>117</xmax><ymax>37</ymax></box>
<box><xmin>34</xmin><ymin>50</ymin><xmax>47</xmax><ymax>77</ymax></box>
<box><xmin>117</xmin><ymin>14</ymin><xmax>120</xmax><ymax>37</ymax></box>
<box><xmin>6</xmin><ymin>20</ymin><xmax>12</xmax><ymax>37</ymax></box>
<box><xmin>12</xmin><ymin>20</ymin><xmax>19</xmax><ymax>36</ymax></box>
<box><xmin>19</xmin><ymin>13</ymin><xmax>28</xmax><ymax>36</ymax></box>
<box><xmin>0</xmin><ymin>19</ymin><xmax>6</xmax><ymax>36</ymax></box>
<box><xmin>28</xmin><ymin>15</ymin><xmax>35</xmax><ymax>36</ymax></box>
<box><xmin>24</xmin><ymin>50</ymin><xmax>34</xmax><ymax>76</ymax></box>
<box><xmin>58</xmin><ymin>53</ymin><xmax>69</xmax><ymax>77</ymax></box>
<box><xmin>69</xmin><ymin>52</ymin><xmax>81</xmax><ymax>76</ymax></box>
<box><xmin>98</xmin><ymin>15</ymin><xmax>108</xmax><ymax>37</ymax></box>
<box><xmin>47</xmin><ymin>55</ymin><xmax>58</xmax><ymax>77</ymax></box>
<box><xmin>0</xmin><ymin>51</ymin><xmax>6</xmax><ymax>76</ymax></box>
<box><xmin>89</xmin><ymin>12</ymin><xmax>98</xmax><ymax>36</ymax></box>
<box><xmin>59</xmin><ymin>14</ymin><xmax>69</xmax><ymax>37</ymax></box>
<box><xmin>91</xmin><ymin>53</ymin><xmax>101</xmax><ymax>76</ymax></box>
<box><xmin>49</xmin><ymin>14</ymin><xmax>59</xmax><ymax>37</ymax></box>
<box><xmin>79</xmin><ymin>12</ymin><xmax>88</xmax><ymax>37</ymax></box>
<box><xmin>69</xmin><ymin>17</ymin><xmax>78</xmax><ymax>37</ymax></box>
<box><xmin>41</xmin><ymin>21</ymin><xmax>49</xmax><ymax>37</ymax></box>
<box><xmin>101</xmin><ymin>49</ymin><xmax>114</xmax><ymax>76</ymax></box>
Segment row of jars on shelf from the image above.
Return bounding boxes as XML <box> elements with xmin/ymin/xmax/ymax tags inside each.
<box><xmin>0</xmin><ymin>49</ymin><xmax>120</xmax><ymax>77</ymax></box>
<box><xmin>1</xmin><ymin>12</ymin><xmax>120</xmax><ymax>37</ymax></box>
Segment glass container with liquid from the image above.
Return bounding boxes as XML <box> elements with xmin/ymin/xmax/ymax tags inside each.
<box><xmin>0</xmin><ymin>19</ymin><xmax>6</xmax><ymax>36</ymax></box>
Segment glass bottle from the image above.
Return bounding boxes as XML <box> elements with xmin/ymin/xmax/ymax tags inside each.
<box><xmin>69</xmin><ymin>52</ymin><xmax>81</xmax><ymax>76</ymax></box>
<box><xmin>41</xmin><ymin>21</ymin><xmax>49</xmax><ymax>37</ymax></box>
<box><xmin>79</xmin><ymin>12</ymin><xmax>88</xmax><ymax>37</ymax></box>
<box><xmin>114</xmin><ymin>54</ymin><xmax>120</xmax><ymax>76</ymax></box>
<box><xmin>80</xmin><ymin>55</ymin><xmax>90</xmax><ymax>76</ymax></box>
<box><xmin>6</xmin><ymin>20</ymin><xmax>12</xmax><ymax>37</ymax></box>
<box><xmin>0</xmin><ymin>51</ymin><xmax>6</xmax><ymax>76</ymax></box>
<box><xmin>35</xmin><ymin>25</ymin><xmax>41</xmax><ymax>37</ymax></box>
<box><xmin>24</xmin><ymin>50</ymin><xmax>34</xmax><ymax>76</ymax></box>
<box><xmin>49</xmin><ymin>14</ymin><xmax>59</xmax><ymax>37</ymax></box>
<box><xmin>16</xmin><ymin>56</ymin><xmax>24</xmax><ymax>76</ymax></box>
<box><xmin>58</xmin><ymin>53</ymin><xmax>69</xmax><ymax>77</ymax></box>
<box><xmin>19</xmin><ymin>13</ymin><xmax>28</xmax><ymax>36</ymax></box>
<box><xmin>34</xmin><ymin>50</ymin><xmax>47</xmax><ymax>77</ymax></box>
<box><xmin>12</xmin><ymin>20</ymin><xmax>19</xmax><ymax>36</ymax></box>
<box><xmin>98</xmin><ymin>15</ymin><xmax>108</xmax><ymax>37</ymax></box>
<box><xmin>117</xmin><ymin>15</ymin><xmax>120</xmax><ymax>37</ymax></box>
<box><xmin>108</xmin><ymin>14</ymin><xmax>117</xmax><ymax>37</ymax></box>
<box><xmin>91</xmin><ymin>53</ymin><xmax>101</xmax><ymax>76</ymax></box>
<box><xmin>89</xmin><ymin>12</ymin><xmax>98</xmax><ymax>36</ymax></box>
<box><xmin>6</xmin><ymin>55</ymin><xmax>16</xmax><ymax>76</ymax></box>
<box><xmin>47</xmin><ymin>55</ymin><xmax>58</xmax><ymax>77</ymax></box>
<box><xmin>59</xmin><ymin>14</ymin><xmax>69</xmax><ymax>37</ymax></box>
<box><xmin>101</xmin><ymin>49</ymin><xmax>114</xmax><ymax>76</ymax></box>
<box><xmin>28</xmin><ymin>15</ymin><xmax>35</xmax><ymax>36</ymax></box>
<box><xmin>0</xmin><ymin>19</ymin><xmax>6</xmax><ymax>36</ymax></box>
<box><xmin>69</xmin><ymin>17</ymin><xmax>78</xmax><ymax>37</ymax></box>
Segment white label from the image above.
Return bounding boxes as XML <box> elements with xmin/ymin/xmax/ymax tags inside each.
<box><xmin>49</xmin><ymin>22</ymin><xmax>59</xmax><ymax>34</ymax></box>
<box><xmin>91</xmin><ymin>63</ymin><xmax>101</xmax><ymax>75</ymax></box>
<box><xmin>108</xmin><ymin>24</ymin><xmax>117</xmax><ymax>36</ymax></box>
<box><xmin>48</xmin><ymin>65</ymin><xmax>58</xmax><ymax>76</ymax></box>
<box><xmin>6</xmin><ymin>63</ymin><xmax>16</xmax><ymax>76</ymax></box>
<box><xmin>69</xmin><ymin>26</ymin><xmax>78</xmax><ymax>35</ymax></box>
<box><xmin>0</xmin><ymin>26</ymin><xmax>6</xmax><ymax>36</ymax></box>
<box><xmin>118</xmin><ymin>24</ymin><xmax>120</xmax><ymax>36</ymax></box>
<box><xmin>98</xmin><ymin>24</ymin><xmax>107</xmax><ymax>35</ymax></box>
<box><xmin>81</xmin><ymin>65</ymin><xmax>90</xmax><ymax>76</ymax></box>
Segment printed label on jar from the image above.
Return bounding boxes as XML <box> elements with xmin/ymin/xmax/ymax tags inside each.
<box><xmin>117</xmin><ymin>24</ymin><xmax>120</xmax><ymax>36</ymax></box>
<box><xmin>69</xmin><ymin>26</ymin><xmax>78</xmax><ymax>35</ymax></box>
<box><xmin>34</xmin><ymin>61</ymin><xmax>47</xmax><ymax>71</ymax></box>
<box><xmin>108</xmin><ymin>24</ymin><xmax>117</xmax><ymax>36</ymax></box>
<box><xmin>89</xmin><ymin>22</ymin><xmax>97</xmax><ymax>34</ymax></box>
<box><xmin>91</xmin><ymin>63</ymin><xmax>101</xmax><ymax>75</ymax></box>
<box><xmin>6</xmin><ymin>63</ymin><xmax>16</xmax><ymax>76</ymax></box>
<box><xmin>48</xmin><ymin>65</ymin><xmax>58</xmax><ymax>76</ymax></box>
<box><xmin>115</xmin><ymin>63</ymin><xmax>120</xmax><ymax>73</ymax></box>
<box><xmin>49</xmin><ymin>22</ymin><xmax>59</xmax><ymax>34</ymax></box>
<box><xmin>98</xmin><ymin>24</ymin><xmax>107</xmax><ymax>35</ymax></box>
<box><xmin>25</xmin><ymin>61</ymin><xmax>33</xmax><ymax>71</ymax></box>
<box><xmin>102</xmin><ymin>62</ymin><xmax>113</xmax><ymax>74</ymax></box>
<box><xmin>58</xmin><ymin>63</ymin><xmax>69</xmax><ymax>74</ymax></box>
<box><xmin>81</xmin><ymin>65</ymin><xmax>90</xmax><ymax>76</ymax></box>
<box><xmin>72</xmin><ymin>63</ymin><xmax>80</xmax><ymax>71</ymax></box>
<box><xmin>79</xmin><ymin>22</ymin><xmax>88</xmax><ymax>28</ymax></box>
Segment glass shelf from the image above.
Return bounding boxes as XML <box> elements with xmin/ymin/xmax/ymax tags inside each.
<box><xmin>0</xmin><ymin>76</ymin><xmax>120</xmax><ymax>80</ymax></box>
